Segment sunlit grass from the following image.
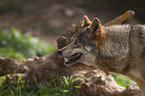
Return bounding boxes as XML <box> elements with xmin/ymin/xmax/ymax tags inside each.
<box><xmin>110</xmin><ymin>73</ymin><xmax>137</xmax><ymax>87</ymax></box>
<box><xmin>0</xmin><ymin>75</ymin><xmax>81</xmax><ymax>96</ymax></box>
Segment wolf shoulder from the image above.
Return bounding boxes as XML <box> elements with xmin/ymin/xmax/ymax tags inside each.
<box><xmin>103</xmin><ymin>24</ymin><xmax>145</xmax><ymax>42</ymax></box>
<box><xmin>103</xmin><ymin>24</ymin><xmax>145</xmax><ymax>59</ymax></box>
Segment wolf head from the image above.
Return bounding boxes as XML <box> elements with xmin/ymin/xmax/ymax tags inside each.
<box><xmin>58</xmin><ymin>15</ymin><xmax>104</xmax><ymax>66</ymax></box>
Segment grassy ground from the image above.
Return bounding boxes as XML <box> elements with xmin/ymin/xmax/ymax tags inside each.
<box><xmin>0</xmin><ymin>73</ymin><xmax>137</xmax><ymax>96</ymax></box>
<box><xmin>0</xmin><ymin>75</ymin><xmax>81</xmax><ymax>96</ymax></box>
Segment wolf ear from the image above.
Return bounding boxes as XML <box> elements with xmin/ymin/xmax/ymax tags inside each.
<box><xmin>87</xmin><ymin>18</ymin><xmax>103</xmax><ymax>39</ymax></box>
<box><xmin>83</xmin><ymin>15</ymin><xmax>92</xmax><ymax>26</ymax></box>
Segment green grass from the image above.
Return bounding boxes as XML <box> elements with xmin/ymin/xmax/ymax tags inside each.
<box><xmin>110</xmin><ymin>73</ymin><xmax>137</xmax><ymax>87</ymax></box>
<box><xmin>0</xmin><ymin>75</ymin><xmax>82</xmax><ymax>96</ymax></box>
<box><xmin>0</xmin><ymin>73</ymin><xmax>137</xmax><ymax>96</ymax></box>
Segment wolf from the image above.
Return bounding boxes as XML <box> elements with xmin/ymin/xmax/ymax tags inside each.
<box><xmin>58</xmin><ymin>15</ymin><xmax>145</xmax><ymax>96</ymax></box>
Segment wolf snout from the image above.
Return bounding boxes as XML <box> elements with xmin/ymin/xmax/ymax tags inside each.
<box><xmin>58</xmin><ymin>49</ymin><xmax>63</xmax><ymax>55</ymax></box>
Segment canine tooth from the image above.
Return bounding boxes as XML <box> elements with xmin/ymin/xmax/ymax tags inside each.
<box><xmin>64</xmin><ymin>58</ymin><xmax>68</xmax><ymax>62</ymax></box>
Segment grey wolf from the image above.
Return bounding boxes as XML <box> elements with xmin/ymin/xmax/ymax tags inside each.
<box><xmin>58</xmin><ymin>15</ymin><xmax>145</xmax><ymax>96</ymax></box>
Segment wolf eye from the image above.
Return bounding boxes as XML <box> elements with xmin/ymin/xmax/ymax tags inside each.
<box><xmin>74</xmin><ymin>39</ymin><xmax>79</xmax><ymax>45</ymax></box>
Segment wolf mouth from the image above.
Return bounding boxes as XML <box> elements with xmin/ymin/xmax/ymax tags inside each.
<box><xmin>64</xmin><ymin>53</ymin><xmax>82</xmax><ymax>66</ymax></box>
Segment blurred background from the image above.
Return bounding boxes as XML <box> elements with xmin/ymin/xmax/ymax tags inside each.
<box><xmin>0</xmin><ymin>0</ymin><xmax>145</xmax><ymax>46</ymax></box>
<box><xmin>0</xmin><ymin>0</ymin><xmax>145</xmax><ymax>60</ymax></box>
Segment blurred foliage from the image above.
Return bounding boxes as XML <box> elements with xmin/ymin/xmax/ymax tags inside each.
<box><xmin>0</xmin><ymin>28</ymin><xmax>55</xmax><ymax>60</ymax></box>
<box><xmin>0</xmin><ymin>0</ymin><xmax>24</xmax><ymax>14</ymax></box>
<box><xmin>0</xmin><ymin>47</ymin><xmax>25</xmax><ymax>60</ymax></box>
<box><xmin>110</xmin><ymin>73</ymin><xmax>137</xmax><ymax>87</ymax></box>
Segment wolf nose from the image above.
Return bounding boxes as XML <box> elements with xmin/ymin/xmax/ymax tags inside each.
<box><xmin>58</xmin><ymin>49</ymin><xmax>63</xmax><ymax>55</ymax></box>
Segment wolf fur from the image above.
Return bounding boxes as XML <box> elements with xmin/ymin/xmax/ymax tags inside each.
<box><xmin>58</xmin><ymin>15</ymin><xmax>145</xmax><ymax>96</ymax></box>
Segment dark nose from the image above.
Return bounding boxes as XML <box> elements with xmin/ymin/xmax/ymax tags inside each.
<box><xmin>58</xmin><ymin>49</ymin><xmax>63</xmax><ymax>55</ymax></box>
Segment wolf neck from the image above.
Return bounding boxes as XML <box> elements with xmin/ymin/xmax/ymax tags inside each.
<box><xmin>98</xmin><ymin>25</ymin><xmax>130</xmax><ymax>73</ymax></box>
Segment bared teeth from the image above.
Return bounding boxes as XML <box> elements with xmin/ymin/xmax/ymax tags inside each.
<box><xmin>73</xmin><ymin>53</ymin><xmax>80</xmax><ymax>58</ymax></box>
<box><xmin>64</xmin><ymin>58</ymin><xmax>68</xmax><ymax>62</ymax></box>
<box><xmin>64</xmin><ymin>53</ymin><xmax>81</xmax><ymax>62</ymax></box>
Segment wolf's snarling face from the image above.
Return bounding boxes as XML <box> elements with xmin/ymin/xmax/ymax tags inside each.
<box><xmin>58</xmin><ymin>15</ymin><xmax>103</xmax><ymax>66</ymax></box>
<box><xmin>58</xmin><ymin>28</ymin><xmax>98</xmax><ymax>66</ymax></box>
